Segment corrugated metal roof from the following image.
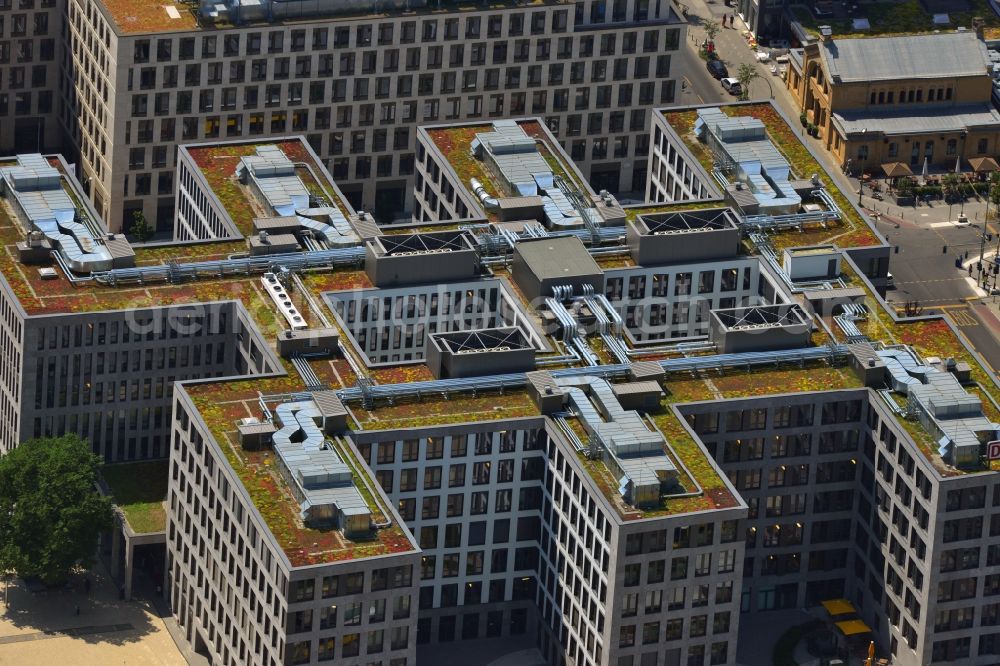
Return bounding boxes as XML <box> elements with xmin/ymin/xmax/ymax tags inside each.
<box><xmin>313</xmin><ymin>389</ymin><xmax>348</xmax><ymax>418</ymax></box>
<box><xmin>821</xmin><ymin>32</ymin><xmax>989</xmax><ymax>82</ymax></box>
<box><xmin>611</xmin><ymin>381</ymin><xmax>665</xmax><ymax>396</ymax></box>
<box><xmin>832</xmin><ymin>104</ymin><xmax>1000</xmax><ymax>136</ymax></box>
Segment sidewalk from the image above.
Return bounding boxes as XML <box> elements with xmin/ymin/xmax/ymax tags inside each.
<box><xmin>0</xmin><ymin>561</ymin><xmax>185</xmax><ymax>666</ymax></box>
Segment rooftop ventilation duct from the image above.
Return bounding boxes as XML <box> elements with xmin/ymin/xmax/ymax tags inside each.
<box><xmin>0</xmin><ymin>154</ymin><xmax>120</xmax><ymax>273</ymax></box>
<box><xmin>236</xmin><ymin>145</ymin><xmax>359</xmax><ymax>247</ymax></box>
<box><xmin>271</xmin><ymin>399</ymin><xmax>371</xmax><ymax>531</ymax></box>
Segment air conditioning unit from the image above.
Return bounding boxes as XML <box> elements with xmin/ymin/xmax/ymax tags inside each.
<box><xmin>261</xmin><ymin>272</ymin><xmax>308</xmax><ymax>331</ymax></box>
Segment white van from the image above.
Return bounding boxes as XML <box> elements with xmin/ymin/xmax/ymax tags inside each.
<box><xmin>721</xmin><ymin>78</ymin><xmax>743</xmax><ymax>96</ymax></box>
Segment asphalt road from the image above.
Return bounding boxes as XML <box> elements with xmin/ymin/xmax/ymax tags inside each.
<box><xmin>876</xmin><ymin>200</ymin><xmax>1000</xmax><ymax>372</ymax></box>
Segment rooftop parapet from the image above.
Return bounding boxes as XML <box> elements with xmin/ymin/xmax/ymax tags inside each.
<box><xmin>469</xmin><ymin>120</ymin><xmax>623</xmax><ymax>229</ymax></box>
<box><xmin>879</xmin><ymin>349</ymin><xmax>998</xmax><ymax>469</ymax></box>
<box><xmin>235</xmin><ymin>145</ymin><xmax>358</xmax><ymax>248</ymax></box>
<box><xmin>557</xmin><ymin>375</ymin><xmax>679</xmax><ymax>508</ymax></box>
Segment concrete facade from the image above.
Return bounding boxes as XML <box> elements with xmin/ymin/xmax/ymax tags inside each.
<box><xmin>60</xmin><ymin>0</ymin><xmax>686</xmax><ymax>234</ymax></box>
<box><xmin>0</xmin><ymin>0</ymin><xmax>63</xmax><ymax>155</ymax></box>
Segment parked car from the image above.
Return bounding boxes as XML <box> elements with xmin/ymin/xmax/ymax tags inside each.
<box><xmin>707</xmin><ymin>60</ymin><xmax>728</xmax><ymax>79</ymax></box>
<box><xmin>721</xmin><ymin>77</ymin><xmax>743</xmax><ymax>96</ymax></box>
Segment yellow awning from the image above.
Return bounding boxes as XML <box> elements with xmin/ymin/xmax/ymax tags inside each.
<box><xmin>835</xmin><ymin>619</ymin><xmax>872</xmax><ymax>636</ymax></box>
<box><xmin>821</xmin><ymin>598</ymin><xmax>856</xmax><ymax>616</ymax></box>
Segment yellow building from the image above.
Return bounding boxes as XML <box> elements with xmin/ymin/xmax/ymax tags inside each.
<box><xmin>785</xmin><ymin>30</ymin><xmax>1000</xmax><ymax>175</ymax></box>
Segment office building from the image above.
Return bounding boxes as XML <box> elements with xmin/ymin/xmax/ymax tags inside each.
<box><xmin>0</xmin><ymin>0</ymin><xmax>62</xmax><ymax>154</ymax></box>
<box><xmin>56</xmin><ymin>0</ymin><xmax>686</xmax><ymax>235</ymax></box>
<box><xmin>0</xmin><ymin>103</ymin><xmax>998</xmax><ymax>665</ymax></box>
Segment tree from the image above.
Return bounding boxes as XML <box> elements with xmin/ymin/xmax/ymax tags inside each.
<box><xmin>131</xmin><ymin>209</ymin><xmax>153</xmax><ymax>242</ymax></box>
<box><xmin>736</xmin><ymin>63</ymin><xmax>760</xmax><ymax>102</ymax></box>
<box><xmin>703</xmin><ymin>19</ymin><xmax>720</xmax><ymax>45</ymax></box>
<box><xmin>942</xmin><ymin>172</ymin><xmax>962</xmax><ymax>220</ymax></box>
<box><xmin>0</xmin><ymin>435</ymin><xmax>113</xmax><ymax>584</ymax></box>
<box><xmin>941</xmin><ymin>173</ymin><xmax>961</xmax><ymax>203</ymax></box>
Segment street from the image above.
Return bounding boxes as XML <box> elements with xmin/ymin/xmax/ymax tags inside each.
<box><xmin>865</xmin><ymin>198</ymin><xmax>1000</xmax><ymax>372</ymax></box>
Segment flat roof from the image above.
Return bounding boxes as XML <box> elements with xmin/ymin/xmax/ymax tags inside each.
<box><xmin>181</xmin><ymin>137</ymin><xmax>355</xmax><ymax>238</ymax></box>
<box><xmin>422</xmin><ymin>119</ymin><xmax>591</xmax><ymax>223</ymax></box>
<box><xmin>1</xmin><ymin>103</ymin><xmax>998</xmax><ymax>562</ymax></box>
<box><xmin>514</xmin><ymin>236</ymin><xmax>601</xmax><ymax>281</ymax></box>
<box><xmin>96</xmin><ymin>0</ymin><xmax>596</xmax><ymax>35</ymax></box>
<box><xmin>101</xmin><ymin>460</ymin><xmax>170</xmax><ymax>534</ymax></box>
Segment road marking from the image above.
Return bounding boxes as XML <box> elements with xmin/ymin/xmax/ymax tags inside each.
<box><xmin>899</xmin><ymin>278</ymin><xmax>981</xmax><ymax>285</ymax></box>
<box><xmin>929</xmin><ymin>220</ymin><xmax>973</xmax><ymax>228</ymax></box>
<box><xmin>948</xmin><ymin>310</ymin><xmax>979</xmax><ymax>327</ymax></box>
<box><xmin>681</xmin><ymin>76</ymin><xmax>704</xmax><ymax>103</ymax></box>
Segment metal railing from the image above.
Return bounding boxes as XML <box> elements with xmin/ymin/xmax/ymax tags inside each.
<box><xmin>335</xmin><ymin>344</ymin><xmax>849</xmax><ymax>403</ymax></box>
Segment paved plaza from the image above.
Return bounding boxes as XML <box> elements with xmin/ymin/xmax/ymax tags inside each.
<box><xmin>0</xmin><ymin>562</ymin><xmax>186</xmax><ymax>666</ymax></box>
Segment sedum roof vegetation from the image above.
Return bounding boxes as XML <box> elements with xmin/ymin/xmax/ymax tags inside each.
<box><xmin>790</xmin><ymin>0</ymin><xmax>1000</xmax><ymax>40</ymax></box>
<box><xmin>659</xmin><ymin>104</ymin><xmax>881</xmax><ymax>249</ymax></box>
<box><xmin>184</xmin><ymin>139</ymin><xmax>350</xmax><ymax>237</ymax></box>
<box><xmin>1</xmin><ymin>101</ymin><xmax>994</xmax><ymax>558</ymax></box>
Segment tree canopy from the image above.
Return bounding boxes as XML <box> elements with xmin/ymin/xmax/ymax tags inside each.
<box><xmin>131</xmin><ymin>209</ymin><xmax>154</xmax><ymax>242</ymax></box>
<box><xmin>0</xmin><ymin>435</ymin><xmax>113</xmax><ymax>584</ymax></box>
<box><xmin>736</xmin><ymin>63</ymin><xmax>760</xmax><ymax>102</ymax></box>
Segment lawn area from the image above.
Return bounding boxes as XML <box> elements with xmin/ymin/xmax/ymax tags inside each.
<box><xmin>101</xmin><ymin>460</ymin><xmax>170</xmax><ymax>534</ymax></box>
<box><xmin>791</xmin><ymin>0</ymin><xmax>1000</xmax><ymax>38</ymax></box>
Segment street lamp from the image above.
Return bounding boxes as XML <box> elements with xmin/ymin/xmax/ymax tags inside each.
<box><xmin>757</xmin><ymin>75</ymin><xmax>774</xmax><ymax>100</ymax></box>
<box><xmin>856</xmin><ymin>130</ymin><xmax>868</xmax><ymax>206</ymax></box>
